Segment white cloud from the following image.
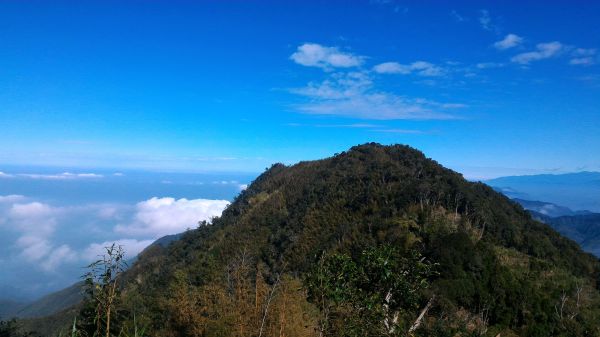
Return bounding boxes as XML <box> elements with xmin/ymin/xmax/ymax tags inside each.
<box><xmin>439</xmin><ymin>103</ymin><xmax>468</xmax><ymax>109</ymax></box>
<box><xmin>0</xmin><ymin>195</ymin><xmax>26</xmax><ymax>203</ymax></box>
<box><xmin>96</xmin><ymin>205</ymin><xmax>122</xmax><ymax>220</ymax></box>
<box><xmin>316</xmin><ymin>123</ymin><xmax>379</xmax><ymax>128</ymax></box>
<box><xmin>212</xmin><ymin>180</ymin><xmax>240</xmax><ymax>185</ymax></box>
<box><xmin>115</xmin><ymin>197</ymin><xmax>230</xmax><ymax>238</ymax></box>
<box><xmin>8</xmin><ymin>202</ymin><xmax>59</xmax><ymax>236</ymax></box>
<box><xmin>17</xmin><ymin>235</ymin><xmax>53</xmax><ymax>262</ymax></box>
<box><xmin>296</xmin><ymin>92</ymin><xmax>454</xmax><ymax>120</ymax></box>
<box><xmin>0</xmin><ymin>200</ymin><xmax>80</xmax><ymax>272</ymax></box>
<box><xmin>450</xmin><ymin>10</ymin><xmax>466</xmax><ymax>22</ymax></box>
<box><xmin>570</xmin><ymin>48</ymin><xmax>597</xmax><ymax>66</ymax></box>
<box><xmin>5</xmin><ymin>201</ymin><xmax>66</xmax><ymax>272</ymax></box>
<box><xmin>511</xmin><ymin>41</ymin><xmax>564</xmax><ymax>64</ymax></box>
<box><xmin>479</xmin><ymin>10</ymin><xmax>493</xmax><ymax>31</ymax></box>
<box><xmin>373</xmin><ymin>61</ymin><xmax>444</xmax><ymax>76</ymax></box>
<box><xmin>84</xmin><ymin>239</ymin><xmax>155</xmax><ymax>262</ymax></box>
<box><xmin>375</xmin><ymin>129</ymin><xmax>424</xmax><ymax>134</ymax></box>
<box><xmin>291</xmin><ymin>71</ymin><xmax>373</xmax><ymax>99</ymax></box>
<box><xmin>373</xmin><ymin>62</ymin><xmax>411</xmax><ymax>74</ymax></box>
<box><xmin>288</xmin><ymin>43</ymin><xmax>466</xmax><ymax>120</ymax></box>
<box><xmin>476</xmin><ymin>62</ymin><xmax>504</xmax><ymax>69</ymax></box>
<box><xmin>14</xmin><ymin>235</ymin><xmax>76</xmax><ymax>272</ymax></box>
<box><xmin>570</xmin><ymin>57</ymin><xmax>595</xmax><ymax>66</ymax></box>
<box><xmin>41</xmin><ymin>244</ymin><xmax>77</xmax><ymax>271</ymax></box>
<box><xmin>291</xmin><ymin>71</ymin><xmax>458</xmax><ymax>120</ymax></box>
<box><xmin>209</xmin><ymin>180</ymin><xmax>249</xmax><ymax>191</ymax></box>
<box><xmin>76</xmin><ymin>173</ymin><xmax>103</xmax><ymax>178</ymax></box>
<box><xmin>290</xmin><ymin>43</ymin><xmax>364</xmax><ymax>69</ymax></box>
<box><xmin>0</xmin><ymin>171</ymin><xmax>13</xmax><ymax>178</ymax></box>
<box><xmin>17</xmin><ymin>172</ymin><xmax>104</xmax><ymax>180</ymax></box>
<box><xmin>573</xmin><ymin>48</ymin><xmax>597</xmax><ymax>57</ymax></box>
<box><xmin>9</xmin><ymin>202</ymin><xmax>55</xmax><ymax>218</ymax></box>
<box><xmin>0</xmin><ymin>195</ymin><xmax>231</xmax><ymax>274</ymax></box>
<box><xmin>494</xmin><ymin>34</ymin><xmax>523</xmax><ymax>50</ymax></box>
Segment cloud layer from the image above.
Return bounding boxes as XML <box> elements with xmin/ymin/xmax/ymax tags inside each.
<box><xmin>0</xmin><ymin>172</ymin><xmax>104</xmax><ymax>180</ymax></box>
<box><xmin>0</xmin><ymin>198</ymin><xmax>74</xmax><ymax>271</ymax></box>
<box><xmin>0</xmin><ymin>195</ymin><xmax>230</xmax><ymax>275</ymax></box>
<box><xmin>84</xmin><ymin>239</ymin><xmax>155</xmax><ymax>261</ymax></box>
<box><xmin>115</xmin><ymin>197</ymin><xmax>230</xmax><ymax>238</ymax></box>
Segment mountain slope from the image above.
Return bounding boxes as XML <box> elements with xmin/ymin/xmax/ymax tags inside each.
<box><xmin>531</xmin><ymin>211</ymin><xmax>600</xmax><ymax>257</ymax></box>
<box><xmin>0</xmin><ymin>300</ymin><xmax>25</xmax><ymax>320</ymax></box>
<box><xmin>14</xmin><ymin>282</ymin><xmax>84</xmax><ymax>319</ymax></box>
<box><xmin>60</xmin><ymin>144</ymin><xmax>600</xmax><ymax>336</ymax></box>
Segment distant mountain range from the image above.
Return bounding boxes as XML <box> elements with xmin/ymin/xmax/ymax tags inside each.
<box><xmin>508</xmin><ymin>198</ymin><xmax>600</xmax><ymax>258</ymax></box>
<box><xmin>486</xmin><ymin>172</ymin><xmax>600</xmax><ymax>258</ymax></box>
<box><xmin>513</xmin><ymin>198</ymin><xmax>592</xmax><ymax>218</ymax></box>
<box><xmin>486</xmin><ymin>171</ymin><xmax>600</xmax><ymax>212</ymax></box>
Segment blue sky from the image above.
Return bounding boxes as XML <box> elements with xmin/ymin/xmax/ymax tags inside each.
<box><xmin>1</xmin><ymin>1</ymin><xmax>599</xmax><ymax>179</ymax></box>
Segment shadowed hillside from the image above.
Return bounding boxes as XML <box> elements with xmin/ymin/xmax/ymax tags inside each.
<box><xmin>531</xmin><ymin>211</ymin><xmax>600</xmax><ymax>258</ymax></box>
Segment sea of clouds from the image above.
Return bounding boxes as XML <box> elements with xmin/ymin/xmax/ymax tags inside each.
<box><xmin>0</xmin><ymin>168</ymin><xmax>253</xmax><ymax>300</ymax></box>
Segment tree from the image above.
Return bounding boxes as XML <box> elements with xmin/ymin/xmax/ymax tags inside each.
<box><xmin>305</xmin><ymin>245</ymin><xmax>436</xmax><ymax>337</ymax></box>
<box><xmin>78</xmin><ymin>244</ymin><xmax>128</xmax><ymax>337</ymax></box>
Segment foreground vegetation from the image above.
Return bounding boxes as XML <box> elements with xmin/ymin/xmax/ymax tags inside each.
<box><xmin>13</xmin><ymin>144</ymin><xmax>600</xmax><ymax>336</ymax></box>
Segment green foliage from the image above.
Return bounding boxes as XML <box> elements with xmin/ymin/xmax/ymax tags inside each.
<box><xmin>305</xmin><ymin>245</ymin><xmax>436</xmax><ymax>336</ymax></box>
<box><xmin>78</xmin><ymin>244</ymin><xmax>128</xmax><ymax>337</ymax></box>
<box><xmin>0</xmin><ymin>320</ymin><xmax>35</xmax><ymax>337</ymax></box>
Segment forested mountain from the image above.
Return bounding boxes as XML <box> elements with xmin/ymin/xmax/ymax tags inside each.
<box><xmin>27</xmin><ymin>144</ymin><xmax>600</xmax><ymax>336</ymax></box>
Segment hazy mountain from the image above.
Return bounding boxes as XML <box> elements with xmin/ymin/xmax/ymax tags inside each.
<box><xmin>486</xmin><ymin>171</ymin><xmax>600</xmax><ymax>212</ymax></box>
<box><xmin>0</xmin><ymin>300</ymin><xmax>25</xmax><ymax>320</ymax></box>
<box><xmin>0</xmin><ymin>285</ymin><xmax>30</xmax><ymax>319</ymax></box>
<box><xmin>513</xmin><ymin>198</ymin><xmax>592</xmax><ymax>217</ymax></box>
<box><xmin>14</xmin><ymin>282</ymin><xmax>84</xmax><ymax>319</ymax></box>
